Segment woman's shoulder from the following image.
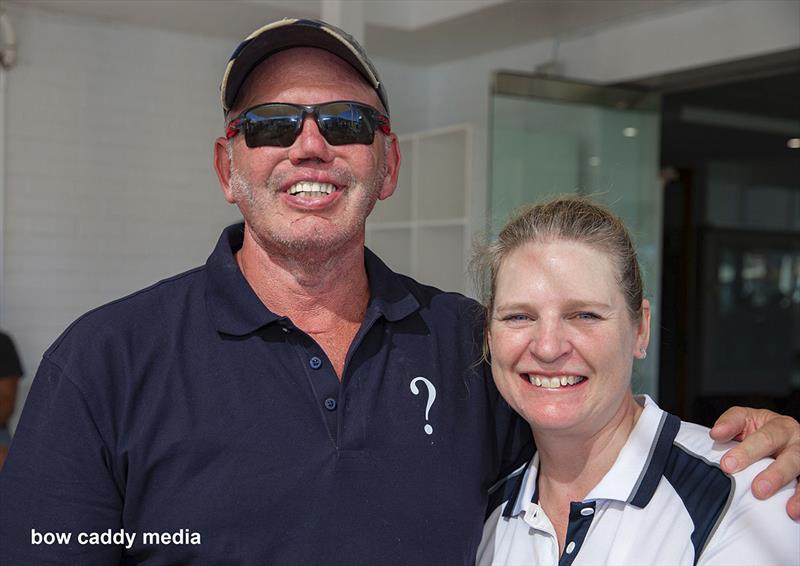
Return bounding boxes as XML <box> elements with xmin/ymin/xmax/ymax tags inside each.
<box><xmin>673</xmin><ymin>418</ymin><xmax>774</xmax><ymax>482</ymax></box>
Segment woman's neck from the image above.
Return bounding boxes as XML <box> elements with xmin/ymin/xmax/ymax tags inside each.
<box><xmin>533</xmin><ymin>395</ymin><xmax>643</xmax><ymax>554</ymax></box>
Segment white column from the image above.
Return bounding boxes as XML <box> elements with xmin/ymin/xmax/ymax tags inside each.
<box><xmin>320</xmin><ymin>0</ymin><xmax>365</xmax><ymax>45</ymax></box>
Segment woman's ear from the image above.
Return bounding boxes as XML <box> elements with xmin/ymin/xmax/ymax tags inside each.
<box><xmin>635</xmin><ymin>299</ymin><xmax>651</xmax><ymax>358</ymax></box>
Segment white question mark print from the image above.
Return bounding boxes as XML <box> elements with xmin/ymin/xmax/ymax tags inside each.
<box><xmin>410</xmin><ymin>376</ymin><xmax>437</xmax><ymax>435</ymax></box>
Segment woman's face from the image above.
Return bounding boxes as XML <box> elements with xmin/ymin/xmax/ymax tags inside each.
<box><xmin>488</xmin><ymin>239</ymin><xmax>650</xmax><ymax>437</ymax></box>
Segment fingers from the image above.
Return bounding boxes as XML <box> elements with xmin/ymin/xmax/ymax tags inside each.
<box><xmin>713</xmin><ymin>409</ymin><xmax>800</xmax><ymax>519</ymax></box>
<box><xmin>720</xmin><ymin>428</ymin><xmax>772</xmax><ymax>474</ymax></box>
<box><xmin>749</xmin><ymin>453</ymin><xmax>800</xmax><ymax>519</ymax></box>
<box><xmin>719</xmin><ymin>414</ymin><xmax>800</xmax><ymax>473</ymax></box>
<box><xmin>710</xmin><ymin>406</ymin><xmax>753</xmax><ymax>443</ymax></box>
<box><xmin>789</xmin><ymin>483</ymin><xmax>800</xmax><ymax>521</ymax></box>
<box><xmin>719</xmin><ymin>415</ymin><xmax>790</xmax><ymax>474</ymax></box>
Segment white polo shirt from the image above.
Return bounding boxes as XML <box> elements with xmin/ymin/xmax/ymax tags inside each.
<box><xmin>478</xmin><ymin>395</ymin><xmax>799</xmax><ymax>566</ymax></box>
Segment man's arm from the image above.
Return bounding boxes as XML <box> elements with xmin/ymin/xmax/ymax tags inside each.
<box><xmin>711</xmin><ymin>407</ymin><xmax>800</xmax><ymax>519</ymax></box>
<box><xmin>0</xmin><ymin>357</ymin><xmax>123</xmax><ymax>564</ymax></box>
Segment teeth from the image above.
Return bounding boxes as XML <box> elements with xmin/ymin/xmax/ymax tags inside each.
<box><xmin>288</xmin><ymin>181</ymin><xmax>336</xmax><ymax>196</ymax></box>
<box><xmin>527</xmin><ymin>375</ymin><xmax>585</xmax><ymax>389</ymax></box>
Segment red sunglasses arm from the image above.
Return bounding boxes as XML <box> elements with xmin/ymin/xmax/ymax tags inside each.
<box><xmin>378</xmin><ymin>116</ymin><xmax>391</xmax><ymax>135</ymax></box>
<box><xmin>225</xmin><ymin>119</ymin><xmax>243</xmax><ymax>140</ymax></box>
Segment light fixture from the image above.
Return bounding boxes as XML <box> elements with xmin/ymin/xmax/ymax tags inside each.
<box><xmin>787</xmin><ymin>138</ymin><xmax>800</xmax><ymax>149</ymax></box>
<box><xmin>622</xmin><ymin>127</ymin><xmax>638</xmax><ymax>138</ymax></box>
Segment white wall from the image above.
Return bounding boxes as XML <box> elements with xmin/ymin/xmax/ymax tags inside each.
<box><xmin>371</xmin><ymin>57</ymin><xmax>433</xmax><ymax>136</ymax></box>
<box><xmin>560</xmin><ymin>0</ymin><xmax>800</xmax><ymax>82</ymax></box>
<box><xmin>1</xmin><ymin>5</ymin><xmax>242</xmax><ymax>428</ymax></box>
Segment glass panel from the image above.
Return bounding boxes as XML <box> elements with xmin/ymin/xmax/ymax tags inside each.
<box><xmin>490</xmin><ymin>90</ymin><xmax>661</xmax><ymax>396</ymax></box>
<box><xmin>706</xmin><ymin>161</ymin><xmax>800</xmax><ymax>232</ymax></box>
<box><xmin>703</xmin><ymin>235</ymin><xmax>800</xmax><ymax>394</ymax></box>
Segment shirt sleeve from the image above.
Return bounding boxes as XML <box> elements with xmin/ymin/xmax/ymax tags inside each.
<box><xmin>698</xmin><ymin>460</ymin><xmax>800</xmax><ymax>566</ymax></box>
<box><xmin>0</xmin><ymin>356</ymin><xmax>123</xmax><ymax>564</ymax></box>
<box><xmin>0</xmin><ymin>331</ymin><xmax>24</xmax><ymax>378</ymax></box>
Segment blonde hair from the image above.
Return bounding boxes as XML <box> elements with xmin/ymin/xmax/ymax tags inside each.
<box><xmin>472</xmin><ymin>195</ymin><xmax>644</xmax><ymax>334</ymax></box>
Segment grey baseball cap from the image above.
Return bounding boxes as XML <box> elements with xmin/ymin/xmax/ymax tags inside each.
<box><xmin>220</xmin><ymin>18</ymin><xmax>388</xmax><ymax>115</ymax></box>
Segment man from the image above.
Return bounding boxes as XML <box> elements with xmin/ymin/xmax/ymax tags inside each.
<box><xmin>1</xmin><ymin>18</ymin><xmax>798</xmax><ymax>565</ymax></box>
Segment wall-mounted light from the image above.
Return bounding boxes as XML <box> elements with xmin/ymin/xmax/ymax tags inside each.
<box><xmin>622</xmin><ymin>127</ymin><xmax>638</xmax><ymax>137</ymax></box>
<box><xmin>787</xmin><ymin>138</ymin><xmax>800</xmax><ymax>149</ymax></box>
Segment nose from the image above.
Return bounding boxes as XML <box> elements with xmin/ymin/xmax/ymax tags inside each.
<box><xmin>287</xmin><ymin>115</ymin><xmax>334</xmax><ymax>164</ymax></box>
<box><xmin>528</xmin><ymin>319</ymin><xmax>572</xmax><ymax>363</ymax></box>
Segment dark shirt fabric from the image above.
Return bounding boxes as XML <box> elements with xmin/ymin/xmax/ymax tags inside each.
<box><xmin>0</xmin><ymin>223</ymin><xmax>531</xmax><ymax>566</ymax></box>
<box><xmin>0</xmin><ymin>331</ymin><xmax>23</xmax><ymax>378</ymax></box>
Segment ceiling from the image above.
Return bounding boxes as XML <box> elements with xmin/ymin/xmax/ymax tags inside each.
<box><xmin>12</xmin><ymin>0</ymin><xmax>701</xmax><ymax>65</ymax></box>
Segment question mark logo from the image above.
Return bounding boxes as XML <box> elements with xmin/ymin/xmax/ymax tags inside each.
<box><xmin>410</xmin><ymin>376</ymin><xmax>437</xmax><ymax>435</ymax></box>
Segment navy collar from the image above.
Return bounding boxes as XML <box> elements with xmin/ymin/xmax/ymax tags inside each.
<box><xmin>500</xmin><ymin>397</ymin><xmax>682</xmax><ymax>518</ymax></box>
<box><xmin>205</xmin><ymin>223</ymin><xmax>420</xmax><ymax>336</ymax></box>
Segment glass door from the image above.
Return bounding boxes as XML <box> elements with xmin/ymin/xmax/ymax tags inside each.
<box><xmin>489</xmin><ymin>73</ymin><xmax>662</xmax><ymax>396</ymax></box>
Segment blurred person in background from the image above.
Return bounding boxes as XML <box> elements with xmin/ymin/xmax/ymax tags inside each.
<box><xmin>0</xmin><ymin>330</ymin><xmax>23</xmax><ymax>470</ymax></box>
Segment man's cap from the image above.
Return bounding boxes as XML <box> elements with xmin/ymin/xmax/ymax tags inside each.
<box><xmin>221</xmin><ymin>18</ymin><xmax>388</xmax><ymax>115</ymax></box>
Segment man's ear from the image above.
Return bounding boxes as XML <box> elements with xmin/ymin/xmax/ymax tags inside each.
<box><xmin>378</xmin><ymin>134</ymin><xmax>401</xmax><ymax>200</ymax></box>
<box><xmin>214</xmin><ymin>137</ymin><xmax>236</xmax><ymax>204</ymax></box>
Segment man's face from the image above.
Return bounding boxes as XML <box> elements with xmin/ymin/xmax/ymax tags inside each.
<box><xmin>215</xmin><ymin>48</ymin><xmax>399</xmax><ymax>258</ymax></box>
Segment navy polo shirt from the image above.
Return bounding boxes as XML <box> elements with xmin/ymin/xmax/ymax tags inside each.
<box><xmin>0</xmin><ymin>224</ymin><xmax>530</xmax><ymax>565</ymax></box>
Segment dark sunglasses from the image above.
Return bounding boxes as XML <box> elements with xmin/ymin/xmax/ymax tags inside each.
<box><xmin>226</xmin><ymin>100</ymin><xmax>391</xmax><ymax>148</ymax></box>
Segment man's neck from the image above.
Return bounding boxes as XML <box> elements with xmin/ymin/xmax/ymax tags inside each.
<box><xmin>236</xmin><ymin>226</ymin><xmax>371</xmax><ymax>326</ymax></box>
<box><xmin>234</xmin><ymin>226</ymin><xmax>370</xmax><ymax>379</ymax></box>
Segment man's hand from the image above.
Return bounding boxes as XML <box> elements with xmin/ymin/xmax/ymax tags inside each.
<box><xmin>710</xmin><ymin>407</ymin><xmax>800</xmax><ymax>519</ymax></box>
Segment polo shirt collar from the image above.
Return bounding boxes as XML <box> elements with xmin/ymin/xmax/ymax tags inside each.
<box><xmin>205</xmin><ymin>223</ymin><xmax>281</xmax><ymax>335</ymax></box>
<box><xmin>505</xmin><ymin>395</ymin><xmax>680</xmax><ymax>516</ymax></box>
<box><xmin>502</xmin><ymin>453</ymin><xmax>539</xmax><ymax>518</ymax></box>
<box><xmin>363</xmin><ymin>247</ymin><xmax>420</xmax><ymax>322</ymax></box>
<box><xmin>585</xmin><ymin>395</ymin><xmax>680</xmax><ymax>508</ymax></box>
<box><xmin>206</xmin><ymin>223</ymin><xmax>420</xmax><ymax>336</ymax></box>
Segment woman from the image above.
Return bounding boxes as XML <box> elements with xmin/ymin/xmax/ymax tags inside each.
<box><xmin>475</xmin><ymin>197</ymin><xmax>798</xmax><ymax>565</ymax></box>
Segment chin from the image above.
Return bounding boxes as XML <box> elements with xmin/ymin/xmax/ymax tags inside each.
<box><xmin>511</xmin><ymin>391</ymin><xmax>588</xmax><ymax>429</ymax></box>
<box><xmin>521</xmin><ymin>406</ymin><xmax>583</xmax><ymax>432</ymax></box>
<box><xmin>258</xmin><ymin>221</ymin><xmax>358</xmax><ymax>253</ymax></box>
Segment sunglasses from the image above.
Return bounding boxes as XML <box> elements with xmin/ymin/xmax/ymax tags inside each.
<box><xmin>226</xmin><ymin>100</ymin><xmax>391</xmax><ymax>148</ymax></box>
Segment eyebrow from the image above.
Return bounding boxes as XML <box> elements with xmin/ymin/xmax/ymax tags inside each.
<box><xmin>494</xmin><ymin>300</ymin><xmax>613</xmax><ymax>312</ymax></box>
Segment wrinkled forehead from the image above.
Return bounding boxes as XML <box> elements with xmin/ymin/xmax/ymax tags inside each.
<box><xmin>230</xmin><ymin>47</ymin><xmax>383</xmax><ymax>116</ymax></box>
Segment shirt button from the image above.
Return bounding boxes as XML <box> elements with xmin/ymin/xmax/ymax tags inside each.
<box><xmin>565</xmin><ymin>541</ymin><xmax>576</xmax><ymax>554</ymax></box>
<box><xmin>580</xmin><ymin>507</ymin><xmax>594</xmax><ymax>516</ymax></box>
<box><xmin>309</xmin><ymin>356</ymin><xmax>322</xmax><ymax>369</ymax></box>
<box><xmin>324</xmin><ymin>398</ymin><xmax>337</xmax><ymax>411</ymax></box>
